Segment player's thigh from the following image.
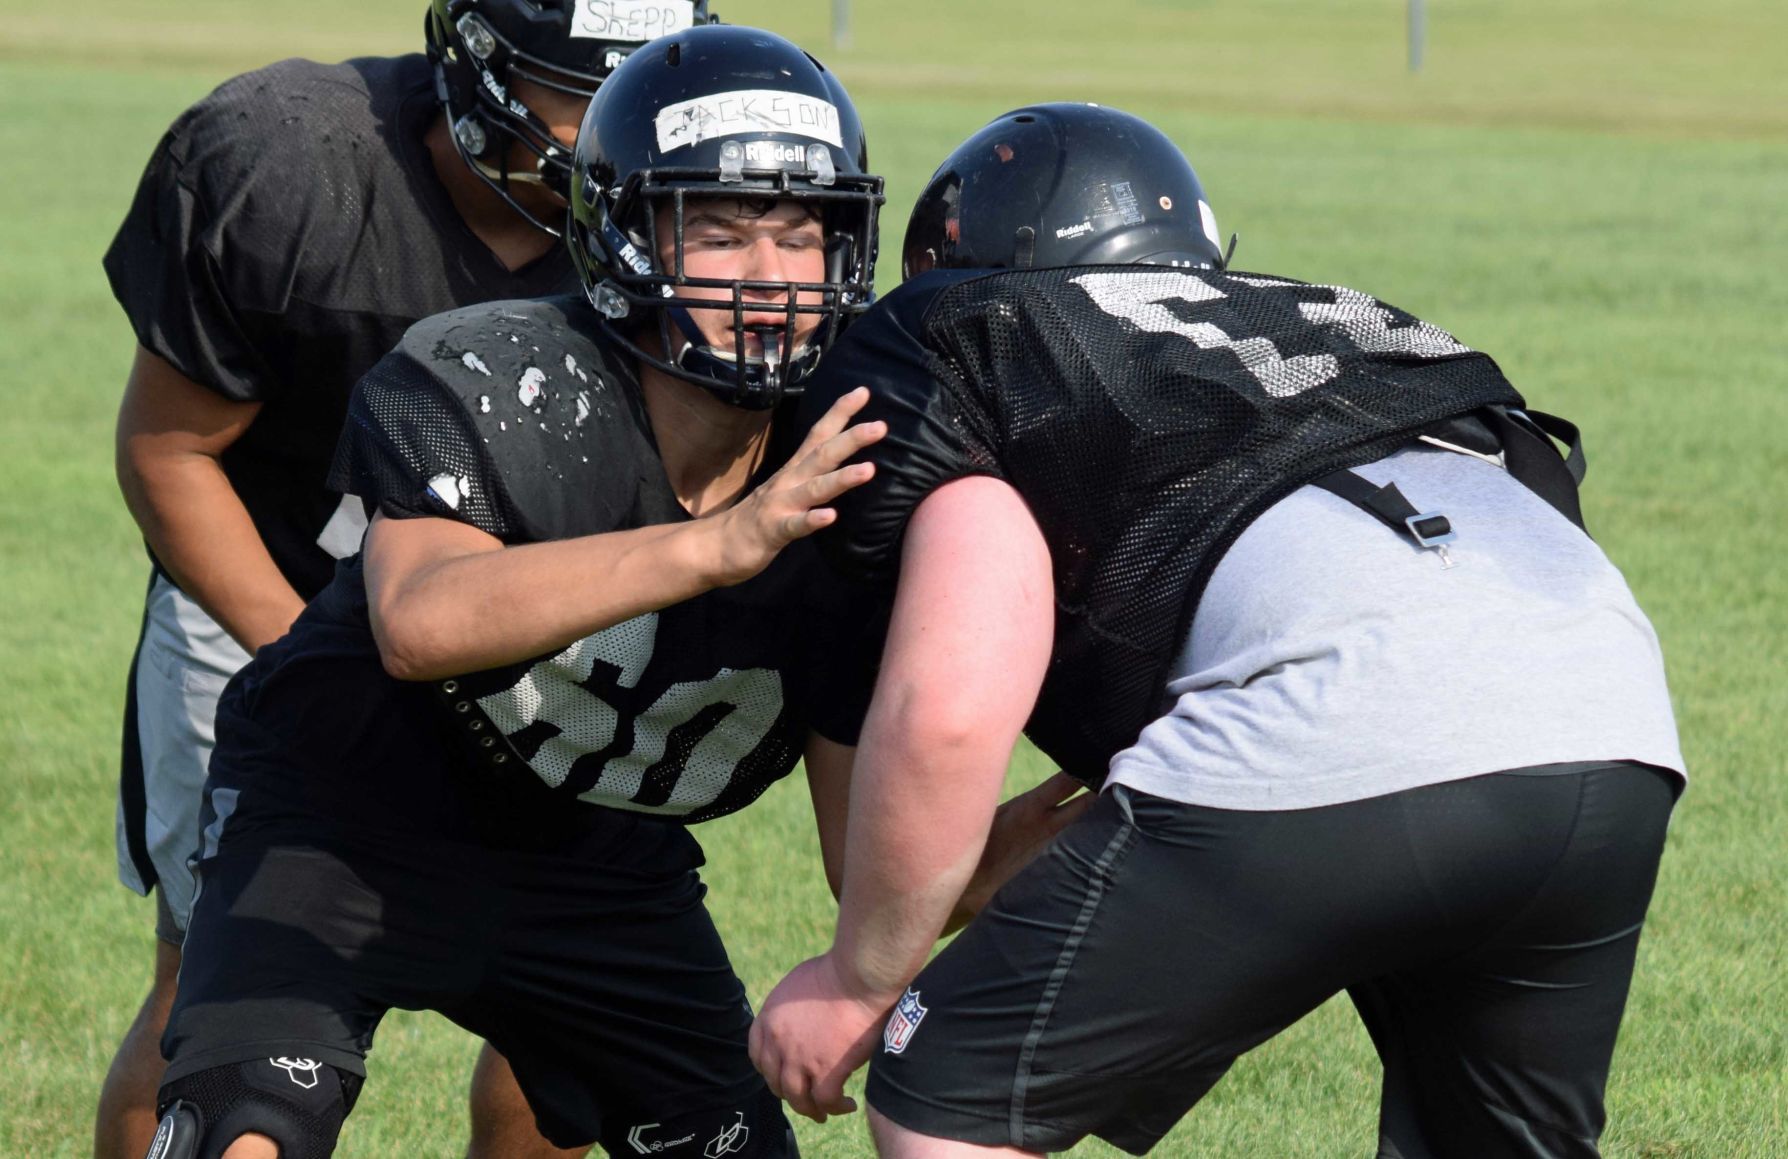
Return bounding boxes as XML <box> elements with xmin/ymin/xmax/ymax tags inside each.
<box><xmin>451</xmin><ymin>820</ymin><xmax>788</xmax><ymax>1152</ymax></box>
<box><xmin>1359</xmin><ymin>763</ymin><xmax>1678</xmax><ymax>1159</ymax></box>
<box><xmin>126</xmin><ymin>576</ymin><xmax>251</xmax><ymax>930</ymax></box>
<box><xmin>166</xmin><ymin>830</ymin><xmax>491</xmax><ymax>1087</ymax></box>
<box><xmin>867</xmin><ymin>787</ymin><xmax>1349</xmax><ymax>1155</ymax></box>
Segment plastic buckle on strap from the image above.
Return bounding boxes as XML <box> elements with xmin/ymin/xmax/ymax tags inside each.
<box><xmin>1404</xmin><ymin>512</ymin><xmax>1454</xmax><ymax>547</ymax></box>
<box><xmin>1405</xmin><ymin>511</ymin><xmax>1457</xmax><ymax>569</ymax></box>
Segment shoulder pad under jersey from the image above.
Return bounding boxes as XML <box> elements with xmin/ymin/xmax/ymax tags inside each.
<box><xmin>331</xmin><ymin>295</ymin><xmax>661</xmax><ymax>542</ymax></box>
<box><xmin>796</xmin><ymin>270</ymin><xmax>1005</xmax><ymax>585</ymax></box>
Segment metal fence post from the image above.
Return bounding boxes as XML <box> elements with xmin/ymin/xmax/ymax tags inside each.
<box><xmin>834</xmin><ymin>0</ymin><xmax>852</xmax><ymax>50</ymax></box>
<box><xmin>1409</xmin><ymin>0</ymin><xmax>1426</xmax><ymax>72</ymax></box>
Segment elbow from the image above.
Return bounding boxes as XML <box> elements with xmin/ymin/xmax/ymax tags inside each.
<box><xmin>378</xmin><ymin>647</ymin><xmax>434</xmax><ymax>683</ymax></box>
<box><xmin>114</xmin><ymin>439</ymin><xmax>154</xmax><ymax>521</ymax></box>
<box><xmin>371</xmin><ymin>611</ymin><xmax>451</xmax><ymax>683</ymax></box>
<box><xmin>869</xmin><ymin>681</ymin><xmax>1003</xmax><ymax>767</ymax></box>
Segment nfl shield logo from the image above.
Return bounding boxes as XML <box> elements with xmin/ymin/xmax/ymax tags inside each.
<box><xmin>883</xmin><ymin>988</ymin><xmax>928</xmax><ymax>1054</ymax></box>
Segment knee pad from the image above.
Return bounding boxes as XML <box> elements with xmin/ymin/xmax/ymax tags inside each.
<box><xmin>605</xmin><ymin>1086</ymin><xmax>796</xmax><ymax>1159</ymax></box>
<box><xmin>154</xmin><ymin>1057</ymin><xmax>363</xmax><ymax>1159</ymax></box>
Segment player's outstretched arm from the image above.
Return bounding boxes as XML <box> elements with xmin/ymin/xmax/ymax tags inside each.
<box><xmin>805</xmin><ymin>733</ymin><xmax>856</xmax><ymax>902</ymax></box>
<box><xmin>752</xmin><ymin>476</ymin><xmax>1054</xmax><ymax>1122</ymax></box>
<box><xmin>367</xmin><ymin>388</ymin><xmax>884</xmax><ymax>682</ymax></box>
<box><xmin>115</xmin><ymin>345</ymin><xmax>305</xmax><ymax>653</ymax></box>
<box><xmin>944</xmin><ymin>771</ymin><xmax>1089</xmax><ymax>934</ymax></box>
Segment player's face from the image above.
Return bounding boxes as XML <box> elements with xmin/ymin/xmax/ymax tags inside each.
<box><xmin>505</xmin><ymin>74</ymin><xmax>591</xmax><ymax>202</ymax></box>
<box><xmin>654</xmin><ymin>199</ymin><xmax>829</xmax><ymax>360</ymax></box>
<box><xmin>510</xmin><ymin>76</ymin><xmax>587</xmax><ymax>151</ymax></box>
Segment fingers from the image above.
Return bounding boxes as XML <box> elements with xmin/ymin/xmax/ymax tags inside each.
<box><xmin>763</xmin><ymin>1060</ymin><xmax>859</xmax><ymax>1124</ymax></box>
<box><xmin>1025</xmin><ymin>771</ymin><xmax>1086</xmax><ymax>809</ymax></box>
<box><xmin>804</xmin><ymin>460</ymin><xmax>876</xmax><ymax>508</ymax></box>
<box><xmin>770</xmin><ymin>462</ymin><xmax>875</xmax><ymax>546</ymax></box>
<box><xmin>799</xmin><ymin>385</ymin><xmax>872</xmax><ymax>450</ymax></box>
<box><xmin>803</xmin><ymin>417</ymin><xmax>886</xmax><ymax>481</ymax></box>
<box><xmin>791</xmin><ymin>387</ymin><xmax>884</xmax><ymax>480</ymax></box>
<box><xmin>748</xmin><ymin>1018</ymin><xmax>768</xmax><ymax>1086</ymax></box>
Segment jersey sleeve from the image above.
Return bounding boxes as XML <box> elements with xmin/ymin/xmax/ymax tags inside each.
<box><xmin>798</xmin><ymin>579</ymin><xmax>891</xmax><ymax>746</ymax></box>
<box><xmin>796</xmin><ymin>274</ymin><xmax>1005</xmax><ymax>586</ymax></box>
<box><xmin>102</xmin><ymin>75</ymin><xmax>305</xmax><ymax>402</ymax></box>
<box><xmin>328</xmin><ymin>298</ymin><xmax>651</xmax><ymax>544</ymax></box>
<box><xmin>329</xmin><ymin>342</ymin><xmax>515</xmax><ymax>537</ymax></box>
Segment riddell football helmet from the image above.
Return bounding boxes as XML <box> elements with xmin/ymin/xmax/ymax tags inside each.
<box><xmin>903</xmin><ymin>103</ymin><xmax>1230</xmax><ymax>277</ymax></box>
<box><xmin>568</xmin><ymin>25</ymin><xmax>884</xmax><ymax>409</ymax></box>
<box><xmin>426</xmin><ymin>0</ymin><xmax>715</xmax><ymax>235</ymax></box>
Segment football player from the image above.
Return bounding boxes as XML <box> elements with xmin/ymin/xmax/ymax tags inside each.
<box><xmin>142</xmin><ymin>26</ymin><xmax>897</xmax><ymax>1159</ymax></box>
<box><xmin>751</xmin><ymin>103</ymin><xmax>1686</xmax><ymax>1157</ymax></box>
<box><xmin>102</xmin><ymin>3</ymin><xmax>710</xmax><ymax>1155</ymax></box>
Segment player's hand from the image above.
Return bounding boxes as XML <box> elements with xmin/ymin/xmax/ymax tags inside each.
<box><xmin>750</xmin><ymin>952</ymin><xmax>891</xmax><ymax>1123</ymax></box>
<box><xmin>708</xmin><ymin>387</ymin><xmax>885</xmax><ymax>586</ymax></box>
<box><xmin>946</xmin><ymin>772</ymin><xmax>1090</xmax><ymax>933</ymax></box>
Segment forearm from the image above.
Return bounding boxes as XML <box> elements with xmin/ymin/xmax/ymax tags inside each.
<box><xmin>369</xmin><ymin>515</ymin><xmax>727</xmax><ymax>681</ymax></box>
<box><xmin>805</xmin><ymin>733</ymin><xmax>855</xmax><ymax>901</ymax></box>
<box><xmin>118</xmin><ymin>448</ymin><xmax>303</xmax><ymax>653</ymax></box>
<box><xmin>824</xmin><ymin>477</ymin><xmax>1055</xmax><ymax>1000</ymax></box>
<box><xmin>830</xmin><ymin>686</ymin><xmax>1010</xmax><ymax>999</ymax></box>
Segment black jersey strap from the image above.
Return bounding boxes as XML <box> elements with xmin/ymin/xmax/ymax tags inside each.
<box><xmin>1311</xmin><ymin>468</ymin><xmax>1457</xmax><ymax>563</ymax></box>
<box><xmin>1482</xmin><ymin>406</ymin><xmax>1588</xmax><ymax>532</ymax></box>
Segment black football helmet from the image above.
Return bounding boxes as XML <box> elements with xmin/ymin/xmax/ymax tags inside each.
<box><xmin>568</xmin><ymin>25</ymin><xmax>884</xmax><ymax>409</ymax></box>
<box><xmin>426</xmin><ymin>0</ymin><xmax>715</xmax><ymax>236</ymax></box>
<box><xmin>903</xmin><ymin>103</ymin><xmax>1230</xmax><ymax>277</ymax></box>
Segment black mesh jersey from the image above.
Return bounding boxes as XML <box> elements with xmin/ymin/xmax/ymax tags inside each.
<box><xmin>796</xmin><ymin>266</ymin><xmax>1525</xmax><ymax>783</ymax></box>
<box><xmin>104</xmin><ymin>54</ymin><xmax>576</xmax><ymax>599</ymax></box>
<box><xmin>215</xmin><ymin>296</ymin><xmax>879</xmax><ymax>833</ymax></box>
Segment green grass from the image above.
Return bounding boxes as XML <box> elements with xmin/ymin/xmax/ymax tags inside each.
<box><xmin>2</xmin><ymin>0</ymin><xmax>1784</xmax><ymax>1154</ymax></box>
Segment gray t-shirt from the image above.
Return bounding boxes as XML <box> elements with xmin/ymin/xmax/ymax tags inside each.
<box><xmin>1105</xmin><ymin>445</ymin><xmax>1685</xmax><ymax>810</ymax></box>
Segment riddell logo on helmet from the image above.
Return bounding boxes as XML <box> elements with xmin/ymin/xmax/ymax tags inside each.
<box><xmin>743</xmin><ymin>141</ymin><xmax>808</xmax><ymax>165</ymax></box>
<box><xmin>1055</xmin><ymin>221</ymin><xmax>1095</xmax><ymax>240</ymax></box>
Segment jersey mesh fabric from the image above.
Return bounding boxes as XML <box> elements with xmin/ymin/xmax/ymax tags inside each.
<box><xmin>805</xmin><ymin>266</ymin><xmax>1526</xmax><ymax>782</ymax></box>
<box><xmin>104</xmin><ymin>55</ymin><xmax>577</xmax><ymax>597</ymax></box>
<box><xmin>337</xmin><ymin>350</ymin><xmax>521</xmax><ymax>539</ymax></box>
<box><xmin>293</xmin><ymin>298</ymin><xmax>875</xmax><ymax>824</ymax></box>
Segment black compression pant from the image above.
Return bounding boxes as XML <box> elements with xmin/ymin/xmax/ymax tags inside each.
<box><xmin>868</xmin><ymin>762</ymin><xmax>1678</xmax><ymax>1156</ymax></box>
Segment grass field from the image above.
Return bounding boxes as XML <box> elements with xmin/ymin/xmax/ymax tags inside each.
<box><xmin>2</xmin><ymin>0</ymin><xmax>1785</xmax><ymax>1154</ymax></box>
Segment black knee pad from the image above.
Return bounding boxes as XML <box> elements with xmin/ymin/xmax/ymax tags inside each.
<box><xmin>603</xmin><ymin>1086</ymin><xmax>796</xmax><ymax>1159</ymax></box>
<box><xmin>154</xmin><ymin>1056</ymin><xmax>363</xmax><ymax>1159</ymax></box>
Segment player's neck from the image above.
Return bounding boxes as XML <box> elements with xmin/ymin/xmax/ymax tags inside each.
<box><xmin>423</xmin><ymin>112</ymin><xmax>560</xmax><ymax>273</ymax></box>
<box><xmin>638</xmin><ymin>366</ymin><xmax>774</xmax><ymax>518</ymax></box>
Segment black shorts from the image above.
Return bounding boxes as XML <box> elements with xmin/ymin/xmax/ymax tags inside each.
<box><xmin>163</xmin><ymin>784</ymin><xmax>772</xmax><ymax>1151</ymax></box>
<box><xmin>867</xmin><ymin>762</ymin><xmax>1678</xmax><ymax>1157</ymax></box>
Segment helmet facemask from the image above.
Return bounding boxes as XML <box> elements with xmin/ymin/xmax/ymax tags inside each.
<box><xmin>427</xmin><ymin>1</ymin><xmax>649</xmax><ymax>237</ymax></box>
<box><xmin>575</xmin><ymin>158</ymin><xmax>883</xmax><ymax>409</ymax></box>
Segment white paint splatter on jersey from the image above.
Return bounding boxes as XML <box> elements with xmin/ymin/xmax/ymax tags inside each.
<box><xmin>426</xmin><ymin>473</ymin><xmax>471</xmax><ymax>510</ymax></box>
